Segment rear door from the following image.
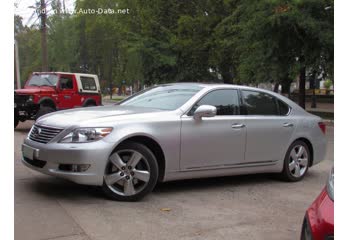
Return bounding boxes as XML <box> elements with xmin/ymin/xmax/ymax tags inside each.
<box><xmin>241</xmin><ymin>90</ymin><xmax>295</xmax><ymax>163</ymax></box>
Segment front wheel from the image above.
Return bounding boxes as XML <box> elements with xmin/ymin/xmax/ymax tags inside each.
<box><xmin>102</xmin><ymin>141</ymin><xmax>159</xmax><ymax>201</ymax></box>
<box><xmin>280</xmin><ymin>140</ymin><xmax>310</xmax><ymax>181</ymax></box>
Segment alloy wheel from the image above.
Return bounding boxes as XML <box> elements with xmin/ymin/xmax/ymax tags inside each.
<box><xmin>288</xmin><ymin>145</ymin><xmax>309</xmax><ymax>178</ymax></box>
<box><xmin>104</xmin><ymin>150</ymin><xmax>151</xmax><ymax>196</ymax></box>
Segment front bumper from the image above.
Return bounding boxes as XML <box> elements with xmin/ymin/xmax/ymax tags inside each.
<box><xmin>21</xmin><ymin>138</ymin><xmax>115</xmax><ymax>186</ymax></box>
<box><xmin>302</xmin><ymin>187</ymin><xmax>334</xmax><ymax>240</ymax></box>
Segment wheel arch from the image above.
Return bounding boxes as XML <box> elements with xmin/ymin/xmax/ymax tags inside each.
<box><xmin>82</xmin><ymin>98</ymin><xmax>97</xmax><ymax>107</ymax></box>
<box><xmin>111</xmin><ymin>135</ymin><xmax>166</xmax><ymax>182</ymax></box>
<box><xmin>38</xmin><ymin>97</ymin><xmax>56</xmax><ymax>109</ymax></box>
<box><xmin>291</xmin><ymin>137</ymin><xmax>314</xmax><ymax>167</ymax></box>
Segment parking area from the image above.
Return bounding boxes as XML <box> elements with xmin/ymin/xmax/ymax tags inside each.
<box><xmin>14</xmin><ymin>120</ymin><xmax>333</xmax><ymax>240</ymax></box>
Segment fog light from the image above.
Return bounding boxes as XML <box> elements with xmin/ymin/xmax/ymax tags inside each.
<box><xmin>59</xmin><ymin>164</ymin><xmax>90</xmax><ymax>172</ymax></box>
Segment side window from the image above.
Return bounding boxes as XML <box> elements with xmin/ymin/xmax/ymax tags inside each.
<box><xmin>59</xmin><ymin>76</ymin><xmax>73</xmax><ymax>90</ymax></box>
<box><xmin>241</xmin><ymin>90</ymin><xmax>278</xmax><ymax>115</ymax></box>
<box><xmin>190</xmin><ymin>89</ymin><xmax>240</xmax><ymax>116</ymax></box>
<box><xmin>81</xmin><ymin>76</ymin><xmax>97</xmax><ymax>91</ymax></box>
<box><xmin>277</xmin><ymin>99</ymin><xmax>290</xmax><ymax>115</ymax></box>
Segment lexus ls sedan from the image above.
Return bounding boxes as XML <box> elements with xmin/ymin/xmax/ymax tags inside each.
<box><xmin>21</xmin><ymin>83</ymin><xmax>327</xmax><ymax>201</ymax></box>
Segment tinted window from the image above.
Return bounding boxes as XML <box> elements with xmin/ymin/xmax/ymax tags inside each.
<box><xmin>120</xmin><ymin>85</ymin><xmax>203</xmax><ymax>110</ymax></box>
<box><xmin>277</xmin><ymin>99</ymin><xmax>290</xmax><ymax>115</ymax></box>
<box><xmin>242</xmin><ymin>90</ymin><xmax>278</xmax><ymax>115</ymax></box>
<box><xmin>191</xmin><ymin>89</ymin><xmax>240</xmax><ymax>115</ymax></box>
<box><xmin>81</xmin><ymin>76</ymin><xmax>97</xmax><ymax>90</ymax></box>
<box><xmin>59</xmin><ymin>76</ymin><xmax>73</xmax><ymax>89</ymax></box>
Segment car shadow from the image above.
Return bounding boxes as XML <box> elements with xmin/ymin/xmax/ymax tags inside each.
<box><xmin>153</xmin><ymin>173</ymin><xmax>276</xmax><ymax>194</ymax></box>
<box><xmin>25</xmin><ymin>173</ymin><xmax>281</xmax><ymax>202</ymax></box>
<box><xmin>28</xmin><ymin>177</ymin><xmax>105</xmax><ymax>202</ymax></box>
<box><xmin>20</xmin><ymin>169</ymin><xmax>321</xmax><ymax>202</ymax></box>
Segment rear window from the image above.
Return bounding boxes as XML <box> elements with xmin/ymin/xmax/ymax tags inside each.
<box><xmin>241</xmin><ymin>90</ymin><xmax>279</xmax><ymax>115</ymax></box>
<box><xmin>277</xmin><ymin>99</ymin><xmax>290</xmax><ymax>115</ymax></box>
<box><xmin>81</xmin><ymin>76</ymin><xmax>97</xmax><ymax>90</ymax></box>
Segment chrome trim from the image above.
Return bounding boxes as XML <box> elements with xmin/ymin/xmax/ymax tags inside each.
<box><xmin>29</xmin><ymin>124</ymin><xmax>63</xmax><ymax>144</ymax></box>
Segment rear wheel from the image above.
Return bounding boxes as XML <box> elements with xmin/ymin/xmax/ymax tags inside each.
<box><xmin>102</xmin><ymin>141</ymin><xmax>159</xmax><ymax>201</ymax></box>
<box><xmin>281</xmin><ymin>140</ymin><xmax>310</xmax><ymax>181</ymax></box>
<box><xmin>35</xmin><ymin>106</ymin><xmax>55</xmax><ymax>121</ymax></box>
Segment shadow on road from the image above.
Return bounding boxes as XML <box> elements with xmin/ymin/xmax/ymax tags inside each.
<box><xmin>20</xmin><ymin>171</ymin><xmax>321</xmax><ymax>202</ymax></box>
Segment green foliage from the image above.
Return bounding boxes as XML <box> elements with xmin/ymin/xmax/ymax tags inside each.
<box><xmin>324</xmin><ymin>79</ymin><xmax>332</xmax><ymax>89</ymax></box>
<box><xmin>14</xmin><ymin>0</ymin><xmax>333</xmax><ymax>88</ymax></box>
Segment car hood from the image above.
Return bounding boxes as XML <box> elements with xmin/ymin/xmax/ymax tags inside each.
<box><xmin>36</xmin><ymin>105</ymin><xmax>165</xmax><ymax>128</ymax></box>
<box><xmin>15</xmin><ymin>87</ymin><xmax>56</xmax><ymax>95</ymax></box>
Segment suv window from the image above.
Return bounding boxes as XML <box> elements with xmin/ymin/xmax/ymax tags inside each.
<box><xmin>59</xmin><ymin>76</ymin><xmax>73</xmax><ymax>90</ymax></box>
<box><xmin>190</xmin><ymin>89</ymin><xmax>240</xmax><ymax>116</ymax></box>
<box><xmin>81</xmin><ymin>76</ymin><xmax>97</xmax><ymax>90</ymax></box>
<box><xmin>241</xmin><ymin>90</ymin><xmax>278</xmax><ymax>115</ymax></box>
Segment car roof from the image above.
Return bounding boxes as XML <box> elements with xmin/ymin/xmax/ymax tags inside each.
<box><xmin>32</xmin><ymin>72</ymin><xmax>98</xmax><ymax>77</ymax></box>
<box><xmin>160</xmin><ymin>82</ymin><xmax>307</xmax><ymax>114</ymax></box>
<box><xmin>159</xmin><ymin>82</ymin><xmax>270</xmax><ymax>92</ymax></box>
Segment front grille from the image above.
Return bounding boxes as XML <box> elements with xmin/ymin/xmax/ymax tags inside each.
<box><xmin>29</xmin><ymin>125</ymin><xmax>63</xmax><ymax>144</ymax></box>
<box><xmin>23</xmin><ymin>157</ymin><xmax>46</xmax><ymax>168</ymax></box>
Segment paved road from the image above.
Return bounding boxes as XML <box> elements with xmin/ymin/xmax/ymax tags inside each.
<box><xmin>14</xmin><ymin>120</ymin><xmax>333</xmax><ymax>240</ymax></box>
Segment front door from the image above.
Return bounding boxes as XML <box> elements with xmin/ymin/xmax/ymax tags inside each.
<box><xmin>57</xmin><ymin>74</ymin><xmax>76</xmax><ymax>109</ymax></box>
<box><xmin>180</xmin><ymin>89</ymin><xmax>246</xmax><ymax>170</ymax></box>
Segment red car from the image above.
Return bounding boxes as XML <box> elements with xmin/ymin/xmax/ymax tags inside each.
<box><xmin>14</xmin><ymin>72</ymin><xmax>102</xmax><ymax>128</ymax></box>
<box><xmin>301</xmin><ymin>168</ymin><xmax>334</xmax><ymax>240</ymax></box>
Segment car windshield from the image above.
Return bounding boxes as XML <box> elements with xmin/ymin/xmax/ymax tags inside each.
<box><xmin>27</xmin><ymin>74</ymin><xmax>59</xmax><ymax>87</ymax></box>
<box><xmin>120</xmin><ymin>85</ymin><xmax>203</xmax><ymax>110</ymax></box>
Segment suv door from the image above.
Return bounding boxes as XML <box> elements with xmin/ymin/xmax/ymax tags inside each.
<box><xmin>241</xmin><ymin>90</ymin><xmax>295</xmax><ymax>164</ymax></box>
<box><xmin>57</xmin><ymin>74</ymin><xmax>77</xmax><ymax>109</ymax></box>
<box><xmin>180</xmin><ymin>89</ymin><xmax>246</xmax><ymax>170</ymax></box>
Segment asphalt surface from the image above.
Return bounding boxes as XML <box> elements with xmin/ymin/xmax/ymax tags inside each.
<box><xmin>14</xmin><ymin>119</ymin><xmax>334</xmax><ymax>240</ymax></box>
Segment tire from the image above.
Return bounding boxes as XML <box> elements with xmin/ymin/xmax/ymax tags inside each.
<box><xmin>35</xmin><ymin>106</ymin><xmax>55</xmax><ymax>121</ymax></box>
<box><xmin>85</xmin><ymin>103</ymin><xmax>96</xmax><ymax>107</ymax></box>
<box><xmin>280</xmin><ymin>140</ymin><xmax>311</xmax><ymax>182</ymax></box>
<box><xmin>300</xmin><ymin>216</ymin><xmax>313</xmax><ymax>240</ymax></box>
<box><xmin>102</xmin><ymin>141</ymin><xmax>159</xmax><ymax>201</ymax></box>
<box><xmin>14</xmin><ymin>110</ymin><xmax>19</xmax><ymax>128</ymax></box>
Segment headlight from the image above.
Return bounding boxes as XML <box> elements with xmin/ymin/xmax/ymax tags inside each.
<box><xmin>28</xmin><ymin>95</ymin><xmax>34</xmax><ymax>101</ymax></box>
<box><xmin>59</xmin><ymin>127</ymin><xmax>113</xmax><ymax>143</ymax></box>
<box><xmin>326</xmin><ymin>167</ymin><xmax>334</xmax><ymax>201</ymax></box>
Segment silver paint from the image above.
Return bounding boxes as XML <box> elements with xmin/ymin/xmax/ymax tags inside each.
<box><xmin>22</xmin><ymin>83</ymin><xmax>327</xmax><ymax>186</ymax></box>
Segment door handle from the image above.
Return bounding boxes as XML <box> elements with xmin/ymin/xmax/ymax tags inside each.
<box><xmin>232</xmin><ymin>123</ymin><xmax>245</xmax><ymax>129</ymax></box>
<box><xmin>283</xmin><ymin>123</ymin><xmax>294</xmax><ymax>127</ymax></box>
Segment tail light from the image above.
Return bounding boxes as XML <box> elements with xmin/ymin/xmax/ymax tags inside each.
<box><xmin>318</xmin><ymin>122</ymin><xmax>326</xmax><ymax>134</ymax></box>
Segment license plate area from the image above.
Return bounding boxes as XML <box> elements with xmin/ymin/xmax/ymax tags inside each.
<box><xmin>22</xmin><ymin>144</ymin><xmax>38</xmax><ymax>160</ymax></box>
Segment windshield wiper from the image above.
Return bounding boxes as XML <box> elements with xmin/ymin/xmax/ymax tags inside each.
<box><xmin>43</xmin><ymin>77</ymin><xmax>54</xmax><ymax>86</ymax></box>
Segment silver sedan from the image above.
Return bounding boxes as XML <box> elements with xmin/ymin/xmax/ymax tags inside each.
<box><xmin>21</xmin><ymin>83</ymin><xmax>327</xmax><ymax>201</ymax></box>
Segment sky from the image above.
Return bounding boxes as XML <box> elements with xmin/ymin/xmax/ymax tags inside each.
<box><xmin>14</xmin><ymin>0</ymin><xmax>75</xmax><ymax>26</ymax></box>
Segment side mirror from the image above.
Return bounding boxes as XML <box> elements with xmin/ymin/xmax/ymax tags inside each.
<box><xmin>193</xmin><ymin>105</ymin><xmax>217</xmax><ymax>120</ymax></box>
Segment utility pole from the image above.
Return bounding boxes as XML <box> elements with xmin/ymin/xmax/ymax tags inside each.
<box><xmin>14</xmin><ymin>39</ymin><xmax>21</xmax><ymax>89</ymax></box>
<box><xmin>40</xmin><ymin>0</ymin><xmax>48</xmax><ymax>71</ymax></box>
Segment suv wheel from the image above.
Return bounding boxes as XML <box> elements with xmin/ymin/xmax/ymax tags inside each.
<box><xmin>35</xmin><ymin>106</ymin><xmax>55</xmax><ymax>121</ymax></box>
<box><xmin>102</xmin><ymin>141</ymin><xmax>159</xmax><ymax>201</ymax></box>
<box><xmin>281</xmin><ymin>140</ymin><xmax>310</xmax><ymax>181</ymax></box>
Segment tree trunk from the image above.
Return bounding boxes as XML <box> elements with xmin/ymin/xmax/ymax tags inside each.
<box><xmin>219</xmin><ymin>64</ymin><xmax>233</xmax><ymax>84</ymax></box>
<box><xmin>273</xmin><ymin>82</ymin><xmax>279</xmax><ymax>92</ymax></box>
<box><xmin>298</xmin><ymin>57</ymin><xmax>306</xmax><ymax>109</ymax></box>
<box><xmin>281</xmin><ymin>79</ymin><xmax>292</xmax><ymax>97</ymax></box>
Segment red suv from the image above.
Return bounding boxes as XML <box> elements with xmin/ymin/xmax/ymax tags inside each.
<box><xmin>14</xmin><ymin>72</ymin><xmax>102</xmax><ymax>128</ymax></box>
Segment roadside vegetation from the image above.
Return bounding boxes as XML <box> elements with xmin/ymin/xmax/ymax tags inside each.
<box><xmin>15</xmin><ymin>0</ymin><xmax>333</xmax><ymax>108</ymax></box>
